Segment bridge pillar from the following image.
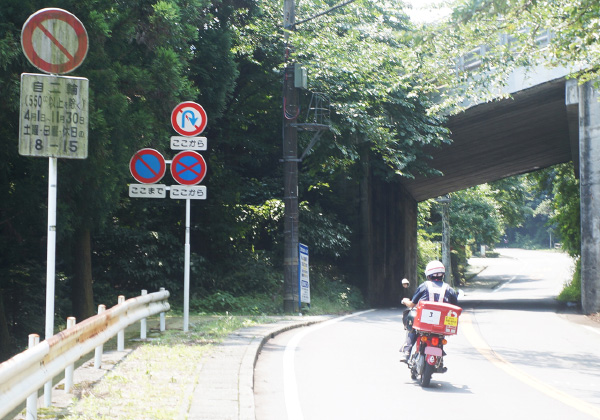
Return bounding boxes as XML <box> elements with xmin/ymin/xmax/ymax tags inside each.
<box><xmin>573</xmin><ymin>80</ymin><xmax>600</xmax><ymax>314</ymax></box>
<box><xmin>360</xmin><ymin>176</ymin><xmax>417</xmax><ymax>307</ymax></box>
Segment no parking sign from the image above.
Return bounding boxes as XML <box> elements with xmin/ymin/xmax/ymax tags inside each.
<box><xmin>129</xmin><ymin>148</ymin><xmax>166</xmax><ymax>184</ymax></box>
<box><xmin>171</xmin><ymin>150</ymin><xmax>207</xmax><ymax>185</ymax></box>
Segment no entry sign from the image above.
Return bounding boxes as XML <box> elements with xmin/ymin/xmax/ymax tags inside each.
<box><xmin>171</xmin><ymin>150</ymin><xmax>207</xmax><ymax>185</ymax></box>
<box><xmin>171</xmin><ymin>102</ymin><xmax>207</xmax><ymax>137</ymax></box>
<box><xmin>21</xmin><ymin>8</ymin><xmax>88</xmax><ymax>74</ymax></box>
<box><xmin>130</xmin><ymin>149</ymin><xmax>167</xmax><ymax>184</ymax></box>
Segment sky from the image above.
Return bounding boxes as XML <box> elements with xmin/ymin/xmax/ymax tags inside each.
<box><xmin>404</xmin><ymin>0</ymin><xmax>453</xmax><ymax>23</ymax></box>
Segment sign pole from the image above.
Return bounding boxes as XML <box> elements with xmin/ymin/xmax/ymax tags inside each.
<box><xmin>183</xmin><ymin>198</ymin><xmax>191</xmax><ymax>332</ymax></box>
<box><xmin>44</xmin><ymin>156</ymin><xmax>57</xmax><ymax>407</ymax></box>
<box><xmin>19</xmin><ymin>8</ymin><xmax>89</xmax><ymax>407</ymax></box>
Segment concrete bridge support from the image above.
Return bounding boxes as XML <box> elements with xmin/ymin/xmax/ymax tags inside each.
<box><xmin>360</xmin><ymin>175</ymin><xmax>418</xmax><ymax>307</ymax></box>
<box><xmin>570</xmin><ymin>80</ymin><xmax>600</xmax><ymax>314</ymax></box>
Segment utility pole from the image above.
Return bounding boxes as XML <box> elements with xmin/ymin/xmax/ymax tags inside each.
<box><xmin>437</xmin><ymin>195</ymin><xmax>452</xmax><ymax>286</ymax></box>
<box><xmin>282</xmin><ymin>0</ymin><xmax>300</xmax><ymax>312</ymax></box>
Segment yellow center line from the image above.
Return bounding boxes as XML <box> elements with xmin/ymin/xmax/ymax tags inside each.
<box><xmin>461</xmin><ymin>312</ymin><xmax>600</xmax><ymax>419</ymax></box>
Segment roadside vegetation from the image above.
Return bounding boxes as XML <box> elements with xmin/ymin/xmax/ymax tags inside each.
<box><xmin>29</xmin><ymin>315</ymin><xmax>274</xmax><ymax>420</ymax></box>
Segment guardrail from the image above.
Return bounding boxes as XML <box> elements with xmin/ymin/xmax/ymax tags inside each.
<box><xmin>455</xmin><ymin>30</ymin><xmax>553</xmax><ymax>74</ymax></box>
<box><xmin>0</xmin><ymin>288</ymin><xmax>170</xmax><ymax>420</ymax></box>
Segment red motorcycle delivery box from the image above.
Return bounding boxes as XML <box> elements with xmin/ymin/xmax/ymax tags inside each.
<box><xmin>412</xmin><ymin>300</ymin><xmax>462</xmax><ymax>335</ymax></box>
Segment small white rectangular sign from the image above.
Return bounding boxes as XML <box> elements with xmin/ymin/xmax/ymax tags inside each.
<box><xmin>129</xmin><ymin>184</ymin><xmax>167</xmax><ymax>198</ymax></box>
<box><xmin>421</xmin><ymin>310</ymin><xmax>442</xmax><ymax>325</ymax></box>
<box><xmin>170</xmin><ymin>136</ymin><xmax>207</xmax><ymax>151</ymax></box>
<box><xmin>299</xmin><ymin>243</ymin><xmax>310</xmax><ymax>304</ymax></box>
<box><xmin>170</xmin><ymin>185</ymin><xmax>207</xmax><ymax>199</ymax></box>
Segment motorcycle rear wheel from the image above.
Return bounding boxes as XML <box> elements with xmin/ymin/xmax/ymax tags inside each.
<box><xmin>419</xmin><ymin>362</ymin><xmax>434</xmax><ymax>387</ymax></box>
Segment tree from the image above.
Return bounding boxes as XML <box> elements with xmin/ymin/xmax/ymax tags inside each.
<box><xmin>0</xmin><ymin>0</ymin><xmax>235</xmax><ymax>349</ymax></box>
<box><xmin>529</xmin><ymin>163</ymin><xmax>580</xmax><ymax>256</ymax></box>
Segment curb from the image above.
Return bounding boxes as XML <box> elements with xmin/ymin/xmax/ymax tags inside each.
<box><xmin>238</xmin><ymin>316</ymin><xmax>332</xmax><ymax>419</ymax></box>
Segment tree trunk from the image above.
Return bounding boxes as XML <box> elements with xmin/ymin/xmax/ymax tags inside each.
<box><xmin>72</xmin><ymin>227</ymin><xmax>94</xmax><ymax>320</ymax></box>
<box><xmin>0</xmin><ymin>289</ymin><xmax>12</xmax><ymax>361</ymax></box>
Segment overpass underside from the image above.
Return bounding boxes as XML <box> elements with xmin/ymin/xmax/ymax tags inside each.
<box><xmin>366</xmin><ymin>76</ymin><xmax>600</xmax><ymax>314</ymax></box>
<box><xmin>402</xmin><ymin>77</ymin><xmax>576</xmax><ymax>202</ymax></box>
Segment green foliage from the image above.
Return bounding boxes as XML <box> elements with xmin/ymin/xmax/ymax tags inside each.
<box><xmin>13</xmin><ymin>0</ymin><xmax>593</xmax><ymax>357</ymax></box>
<box><xmin>290</xmin><ymin>0</ymin><xmax>451</xmax><ymax>180</ymax></box>
<box><xmin>417</xmin><ymin>200</ymin><xmax>441</xmax><ymax>281</ymax></box>
<box><xmin>398</xmin><ymin>0</ymin><xmax>600</xmax><ymax>113</ymax></box>
<box><xmin>526</xmin><ymin>163</ymin><xmax>579</xmax><ymax>255</ymax></box>
<box><xmin>548</xmin><ymin>165</ymin><xmax>580</xmax><ymax>257</ymax></box>
<box><xmin>192</xmin><ymin>291</ymin><xmax>281</xmax><ymax>315</ymax></box>
<box><xmin>307</xmin><ymin>276</ymin><xmax>366</xmax><ymax>315</ymax></box>
<box><xmin>299</xmin><ymin>201</ymin><xmax>352</xmax><ymax>259</ymax></box>
<box><xmin>449</xmin><ymin>186</ymin><xmax>504</xmax><ymax>247</ymax></box>
<box><xmin>558</xmin><ymin>257</ymin><xmax>581</xmax><ymax>303</ymax></box>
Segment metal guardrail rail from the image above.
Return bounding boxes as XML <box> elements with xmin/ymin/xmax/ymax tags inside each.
<box><xmin>455</xmin><ymin>30</ymin><xmax>553</xmax><ymax>74</ymax></box>
<box><xmin>0</xmin><ymin>289</ymin><xmax>170</xmax><ymax>419</ymax></box>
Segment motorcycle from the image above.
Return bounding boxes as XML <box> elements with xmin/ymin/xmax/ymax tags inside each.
<box><xmin>405</xmin><ymin>300</ymin><xmax>462</xmax><ymax>387</ymax></box>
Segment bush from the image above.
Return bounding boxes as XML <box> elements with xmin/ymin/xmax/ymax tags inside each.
<box><xmin>557</xmin><ymin>258</ymin><xmax>581</xmax><ymax>303</ymax></box>
<box><xmin>191</xmin><ymin>292</ymin><xmax>281</xmax><ymax>315</ymax></box>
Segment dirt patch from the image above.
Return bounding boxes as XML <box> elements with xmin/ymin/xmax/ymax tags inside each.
<box><xmin>588</xmin><ymin>313</ymin><xmax>600</xmax><ymax>324</ymax></box>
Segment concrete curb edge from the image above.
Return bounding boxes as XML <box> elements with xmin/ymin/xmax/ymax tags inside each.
<box><xmin>238</xmin><ymin>317</ymin><xmax>332</xmax><ymax>419</ymax></box>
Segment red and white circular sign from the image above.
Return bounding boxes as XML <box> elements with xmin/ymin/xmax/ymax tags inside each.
<box><xmin>21</xmin><ymin>8</ymin><xmax>88</xmax><ymax>74</ymax></box>
<box><xmin>129</xmin><ymin>149</ymin><xmax>167</xmax><ymax>184</ymax></box>
<box><xmin>171</xmin><ymin>151</ymin><xmax>207</xmax><ymax>185</ymax></box>
<box><xmin>171</xmin><ymin>102</ymin><xmax>207</xmax><ymax>137</ymax></box>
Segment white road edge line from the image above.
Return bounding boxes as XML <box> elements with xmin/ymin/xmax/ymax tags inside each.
<box><xmin>283</xmin><ymin>309</ymin><xmax>376</xmax><ymax>420</ymax></box>
<box><xmin>492</xmin><ymin>274</ymin><xmax>517</xmax><ymax>292</ymax></box>
<box><xmin>585</xmin><ymin>325</ymin><xmax>600</xmax><ymax>336</ymax></box>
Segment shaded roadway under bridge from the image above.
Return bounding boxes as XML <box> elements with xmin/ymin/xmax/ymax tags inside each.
<box><xmin>361</xmin><ymin>64</ymin><xmax>600</xmax><ymax>315</ymax></box>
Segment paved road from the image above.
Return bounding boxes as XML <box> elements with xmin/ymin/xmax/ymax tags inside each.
<box><xmin>254</xmin><ymin>249</ymin><xmax>600</xmax><ymax>420</ymax></box>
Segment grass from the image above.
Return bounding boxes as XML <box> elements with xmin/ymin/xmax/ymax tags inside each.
<box><xmin>557</xmin><ymin>257</ymin><xmax>581</xmax><ymax>304</ymax></box>
<box><xmin>23</xmin><ymin>315</ymin><xmax>281</xmax><ymax>420</ymax></box>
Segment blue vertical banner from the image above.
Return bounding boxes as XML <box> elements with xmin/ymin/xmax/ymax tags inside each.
<box><xmin>298</xmin><ymin>243</ymin><xmax>310</xmax><ymax>310</ymax></box>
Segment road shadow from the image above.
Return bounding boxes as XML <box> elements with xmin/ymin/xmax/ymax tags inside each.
<box><xmin>406</xmin><ymin>379</ymin><xmax>473</xmax><ymax>394</ymax></box>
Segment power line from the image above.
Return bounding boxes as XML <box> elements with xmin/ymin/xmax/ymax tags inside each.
<box><xmin>294</xmin><ymin>0</ymin><xmax>359</xmax><ymax>27</ymax></box>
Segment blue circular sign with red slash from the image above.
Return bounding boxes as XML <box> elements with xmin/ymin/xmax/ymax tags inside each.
<box><xmin>171</xmin><ymin>150</ymin><xmax>207</xmax><ymax>185</ymax></box>
<box><xmin>171</xmin><ymin>102</ymin><xmax>207</xmax><ymax>137</ymax></box>
<box><xmin>130</xmin><ymin>148</ymin><xmax>166</xmax><ymax>184</ymax></box>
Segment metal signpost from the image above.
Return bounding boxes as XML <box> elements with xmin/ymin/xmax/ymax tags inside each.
<box><xmin>19</xmin><ymin>8</ymin><xmax>89</xmax><ymax>408</ymax></box>
<box><xmin>129</xmin><ymin>102</ymin><xmax>208</xmax><ymax>332</ymax></box>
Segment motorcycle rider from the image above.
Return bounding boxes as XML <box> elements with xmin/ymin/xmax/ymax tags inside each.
<box><xmin>400</xmin><ymin>260</ymin><xmax>459</xmax><ymax>362</ymax></box>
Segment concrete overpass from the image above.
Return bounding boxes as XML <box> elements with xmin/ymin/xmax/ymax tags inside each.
<box><xmin>362</xmin><ymin>62</ymin><xmax>600</xmax><ymax>315</ymax></box>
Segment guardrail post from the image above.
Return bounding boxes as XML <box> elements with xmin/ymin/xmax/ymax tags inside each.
<box><xmin>64</xmin><ymin>317</ymin><xmax>76</xmax><ymax>392</ymax></box>
<box><xmin>140</xmin><ymin>290</ymin><xmax>147</xmax><ymax>339</ymax></box>
<box><xmin>26</xmin><ymin>334</ymin><xmax>40</xmax><ymax>420</ymax></box>
<box><xmin>117</xmin><ymin>295</ymin><xmax>125</xmax><ymax>351</ymax></box>
<box><xmin>160</xmin><ymin>288</ymin><xmax>166</xmax><ymax>332</ymax></box>
<box><xmin>94</xmin><ymin>305</ymin><xmax>106</xmax><ymax>368</ymax></box>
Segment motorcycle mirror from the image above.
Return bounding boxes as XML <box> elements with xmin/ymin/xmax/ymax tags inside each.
<box><xmin>458</xmin><ymin>289</ymin><xmax>465</xmax><ymax>299</ymax></box>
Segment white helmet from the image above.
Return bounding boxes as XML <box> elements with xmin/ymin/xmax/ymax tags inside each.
<box><xmin>425</xmin><ymin>260</ymin><xmax>445</xmax><ymax>280</ymax></box>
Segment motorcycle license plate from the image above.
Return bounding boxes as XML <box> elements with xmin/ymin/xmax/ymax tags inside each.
<box><xmin>444</xmin><ymin>316</ymin><xmax>458</xmax><ymax>326</ymax></box>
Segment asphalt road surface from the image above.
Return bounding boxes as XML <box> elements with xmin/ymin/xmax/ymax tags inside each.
<box><xmin>254</xmin><ymin>249</ymin><xmax>600</xmax><ymax>420</ymax></box>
